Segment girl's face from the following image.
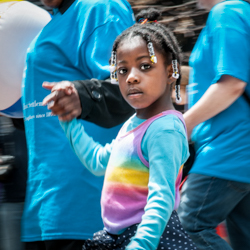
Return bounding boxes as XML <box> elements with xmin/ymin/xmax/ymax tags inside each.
<box><xmin>116</xmin><ymin>36</ymin><xmax>174</xmax><ymax>119</ymax></box>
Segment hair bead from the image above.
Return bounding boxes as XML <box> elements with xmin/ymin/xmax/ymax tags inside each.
<box><xmin>110</xmin><ymin>51</ymin><xmax>118</xmax><ymax>84</ymax></box>
<box><xmin>147</xmin><ymin>42</ymin><xmax>157</xmax><ymax>64</ymax></box>
<box><xmin>109</xmin><ymin>65</ymin><xmax>116</xmax><ymax>73</ymax></box>
<box><xmin>175</xmin><ymin>84</ymin><xmax>182</xmax><ymax>103</ymax></box>
<box><xmin>172</xmin><ymin>59</ymin><xmax>179</xmax><ymax>79</ymax></box>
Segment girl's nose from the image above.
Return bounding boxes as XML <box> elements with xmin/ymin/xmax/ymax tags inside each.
<box><xmin>126</xmin><ymin>68</ymin><xmax>140</xmax><ymax>84</ymax></box>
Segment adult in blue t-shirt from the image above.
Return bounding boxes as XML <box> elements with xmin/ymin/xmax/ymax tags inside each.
<box><xmin>178</xmin><ymin>0</ymin><xmax>250</xmax><ymax>250</ymax></box>
<box><xmin>21</xmin><ymin>0</ymin><xmax>134</xmax><ymax>249</ymax></box>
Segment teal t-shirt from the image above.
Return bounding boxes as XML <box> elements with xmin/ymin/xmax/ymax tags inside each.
<box><xmin>188</xmin><ymin>0</ymin><xmax>250</xmax><ymax>183</ymax></box>
<box><xmin>21</xmin><ymin>0</ymin><xmax>134</xmax><ymax>241</ymax></box>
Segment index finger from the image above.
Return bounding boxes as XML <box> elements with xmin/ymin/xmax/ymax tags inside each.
<box><xmin>42</xmin><ymin>82</ymin><xmax>56</xmax><ymax>90</ymax></box>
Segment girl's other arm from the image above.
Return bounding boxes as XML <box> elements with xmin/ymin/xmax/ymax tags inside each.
<box><xmin>60</xmin><ymin>119</ymin><xmax>113</xmax><ymax>176</ymax></box>
<box><xmin>126</xmin><ymin>120</ymin><xmax>188</xmax><ymax>250</ymax></box>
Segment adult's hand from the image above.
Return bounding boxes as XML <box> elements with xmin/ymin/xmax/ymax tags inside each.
<box><xmin>42</xmin><ymin>81</ymin><xmax>82</xmax><ymax>121</ymax></box>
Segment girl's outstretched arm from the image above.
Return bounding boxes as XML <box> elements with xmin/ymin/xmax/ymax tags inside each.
<box><xmin>60</xmin><ymin>118</ymin><xmax>113</xmax><ymax>176</ymax></box>
<box><xmin>126</xmin><ymin>116</ymin><xmax>189</xmax><ymax>250</ymax></box>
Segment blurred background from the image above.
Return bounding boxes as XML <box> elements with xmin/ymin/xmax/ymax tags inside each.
<box><xmin>28</xmin><ymin>0</ymin><xmax>209</xmax><ymax>65</ymax></box>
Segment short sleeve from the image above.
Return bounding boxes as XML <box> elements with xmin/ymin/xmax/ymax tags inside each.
<box><xmin>209</xmin><ymin>6</ymin><xmax>250</xmax><ymax>84</ymax></box>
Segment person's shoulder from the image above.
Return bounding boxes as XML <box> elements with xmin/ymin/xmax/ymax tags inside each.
<box><xmin>76</xmin><ymin>0</ymin><xmax>131</xmax><ymax>11</ymax></box>
<box><xmin>208</xmin><ymin>0</ymin><xmax>250</xmax><ymax>29</ymax></box>
<box><xmin>75</xmin><ymin>0</ymin><xmax>132</xmax><ymax>22</ymax></box>
<box><xmin>211</xmin><ymin>0</ymin><xmax>249</xmax><ymax>16</ymax></box>
<box><xmin>75</xmin><ymin>0</ymin><xmax>105</xmax><ymax>9</ymax></box>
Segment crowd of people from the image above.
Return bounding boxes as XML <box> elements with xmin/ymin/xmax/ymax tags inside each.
<box><xmin>0</xmin><ymin>0</ymin><xmax>249</xmax><ymax>250</ymax></box>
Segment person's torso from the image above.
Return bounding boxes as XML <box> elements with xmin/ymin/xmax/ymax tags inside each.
<box><xmin>188</xmin><ymin>0</ymin><xmax>250</xmax><ymax>183</ymax></box>
<box><xmin>21</xmin><ymin>0</ymin><xmax>134</xmax><ymax>240</ymax></box>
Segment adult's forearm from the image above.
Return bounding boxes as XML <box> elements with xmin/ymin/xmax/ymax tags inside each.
<box><xmin>184</xmin><ymin>75</ymin><xmax>246</xmax><ymax>137</ymax></box>
<box><xmin>73</xmin><ymin>79</ymin><xmax>135</xmax><ymax>128</ymax></box>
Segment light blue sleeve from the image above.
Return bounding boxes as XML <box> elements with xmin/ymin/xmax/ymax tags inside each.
<box><xmin>126</xmin><ymin>117</ymin><xmax>189</xmax><ymax>250</ymax></box>
<box><xmin>60</xmin><ymin>119</ymin><xmax>113</xmax><ymax>176</ymax></box>
<box><xmin>208</xmin><ymin>4</ymin><xmax>250</xmax><ymax>84</ymax></box>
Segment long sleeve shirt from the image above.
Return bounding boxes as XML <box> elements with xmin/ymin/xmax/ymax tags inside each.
<box><xmin>60</xmin><ymin>110</ymin><xmax>189</xmax><ymax>249</ymax></box>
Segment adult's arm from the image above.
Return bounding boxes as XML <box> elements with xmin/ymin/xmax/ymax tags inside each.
<box><xmin>74</xmin><ymin>79</ymin><xmax>135</xmax><ymax>127</ymax></box>
<box><xmin>42</xmin><ymin>79</ymin><xmax>135</xmax><ymax>128</ymax></box>
<box><xmin>185</xmin><ymin>4</ymin><xmax>249</xmax><ymax>137</ymax></box>
<box><xmin>184</xmin><ymin>75</ymin><xmax>246</xmax><ymax>138</ymax></box>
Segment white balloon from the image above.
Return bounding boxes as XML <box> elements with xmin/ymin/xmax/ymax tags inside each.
<box><xmin>0</xmin><ymin>1</ymin><xmax>51</xmax><ymax>117</ymax></box>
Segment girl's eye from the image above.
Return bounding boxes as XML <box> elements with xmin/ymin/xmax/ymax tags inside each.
<box><xmin>141</xmin><ymin>64</ymin><xmax>151</xmax><ymax>70</ymax></box>
<box><xmin>118</xmin><ymin>68</ymin><xmax>127</xmax><ymax>75</ymax></box>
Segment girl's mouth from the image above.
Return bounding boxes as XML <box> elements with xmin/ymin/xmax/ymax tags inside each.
<box><xmin>127</xmin><ymin>88</ymin><xmax>143</xmax><ymax>97</ymax></box>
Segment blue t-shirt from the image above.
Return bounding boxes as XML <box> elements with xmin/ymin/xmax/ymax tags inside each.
<box><xmin>21</xmin><ymin>0</ymin><xmax>134</xmax><ymax>241</ymax></box>
<box><xmin>188</xmin><ymin>0</ymin><xmax>250</xmax><ymax>183</ymax></box>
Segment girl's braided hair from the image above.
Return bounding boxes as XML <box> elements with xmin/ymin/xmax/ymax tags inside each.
<box><xmin>112</xmin><ymin>8</ymin><xmax>182</xmax><ymax>90</ymax></box>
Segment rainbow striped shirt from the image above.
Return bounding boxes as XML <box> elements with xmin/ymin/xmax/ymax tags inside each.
<box><xmin>101</xmin><ymin>110</ymin><xmax>186</xmax><ymax>234</ymax></box>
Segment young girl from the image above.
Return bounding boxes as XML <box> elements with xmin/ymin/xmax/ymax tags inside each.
<box><xmin>60</xmin><ymin>9</ymin><xmax>196</xmax><ymax>250</ymax></box>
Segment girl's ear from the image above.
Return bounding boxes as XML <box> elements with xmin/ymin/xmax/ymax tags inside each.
<box><xmin>166</xmin><ymin>62</ymin><xmax>180</xmax><ymax>85</ymax></box>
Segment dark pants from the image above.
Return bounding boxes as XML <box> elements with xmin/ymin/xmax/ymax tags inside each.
<box><xmin>0</xmin><ymin>202</ymin><xmax>25</xmax><ymax>250</ymax></box>
<box><xmin>25</xmin><ymin>240</ymin><xmax>86</xmax><ymax>250</ymax></box>
<box><xmin>178</xmin><ymin>173</ymin><xmax>250</xmax><ymax>250</ymax></box>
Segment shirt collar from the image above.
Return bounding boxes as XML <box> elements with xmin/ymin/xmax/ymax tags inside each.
<box><xmin>58</xmin><ymin>0</ymin><xmax>75</xmax><ymax>14</ymax></box>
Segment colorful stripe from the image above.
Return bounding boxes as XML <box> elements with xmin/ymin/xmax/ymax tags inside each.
<box><xmin>106</xmin><ymin>167</ymin><xmax>149</xmax><ymax>187</ymax></box>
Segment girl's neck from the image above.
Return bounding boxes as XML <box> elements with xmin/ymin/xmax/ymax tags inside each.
<box><xmin>136</xmin><ymin>102</ymin><xmax>175</xmax><ymax>120</ymax></box>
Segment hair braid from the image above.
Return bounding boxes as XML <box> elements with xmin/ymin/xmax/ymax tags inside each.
<box><xmin>110</xmin><ymin>8</ymin><xmax>182</xmax><ymax>101</ymax></box>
